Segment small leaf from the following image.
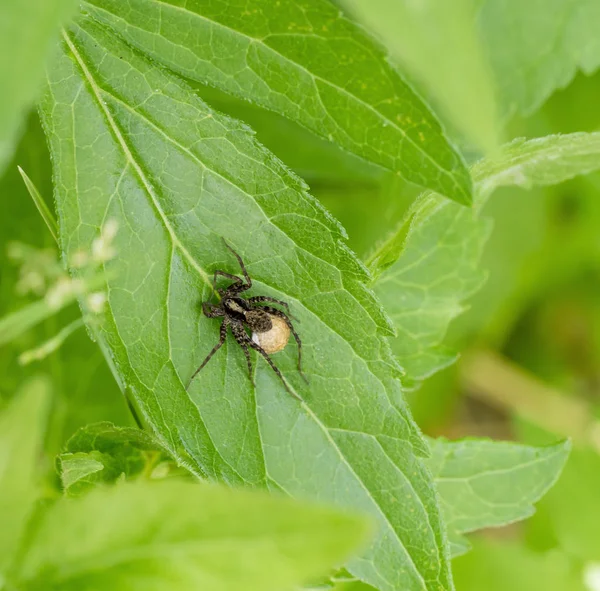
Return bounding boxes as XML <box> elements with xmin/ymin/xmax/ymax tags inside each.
<box><xmin>371</xmin><ymin>132</ymin><xmax>600</xmax><ymax>385</ymax></box>
<box><xmin>16</xmin><ymin>481</ymin><xmax>370</xmax><ymax>591</ymax></box>
<box><xmin>58</xmin><ymin>422</ymin><xmax>177</xmax><ymax>494</ymax></box>
<box><xmin>82</xmin><ymin>0</ymin><xmax>472</xmax><ymax>205</ymax></box>
<box><xmin>59</xmin><ymin>452</ymin><xmax>105</xmax><ymax>492</ymax></box>
<box><xmin>427</xmin><ymin>437</ymin><xmax>571</xmax><ymax>557</ymax></box>
<box><xmin>0</xmin><ymin>376</ymin><xmax>51</xmax><ymax>574</ymax></box>
<box><xmin>0</xmin><ymin>0</ymin><xmax>78</xmax><ymax>173</ymax></box>
<box><xmin>41</xmin><ymin>17</ymin><xmax>454</xmax><ymax>591</ymax></box>
<box><xmin>479</xmin><ymin>0</ymin><xmax>600</xmax><ymax>117</ymax></box>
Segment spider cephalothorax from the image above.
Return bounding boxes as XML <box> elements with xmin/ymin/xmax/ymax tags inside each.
<box><xmin>187</xmin><ymin>239</ymin><xmax>305</xmax><ymax>398</ymax></box>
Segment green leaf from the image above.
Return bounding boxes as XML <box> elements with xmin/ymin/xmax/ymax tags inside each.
<box><xmin>370</xmin><ymin>196</ymin><xmax>491</xmax><ymax>386</ymax></box>
<box><xmin>15</xmin><ymin>480</ymin><xmax>370</xmax><ymax>591</ymax></box>
<box><xmin>18</xmin><ymin>166</ymin><xmax>59</xmax><ymax>245</ymax></box>
<box><xmin>427</xmin><ymin>437</ymin><xmax>571</xmax><ymax>557</ymax></box>
<box><xmin>472</xmin><ymin>133</ymin><xmax>600</xmax><ymax>195</ymax></box>
<box><xmin>371</xmin><ymin>132</ymin><xmax>600</xmax><ymax>385</ymax></box>
<box><xmin>59</xmin><ymin>452</ymin><xmax>105</xmax><ymax>492</ymax></box>
<box><xmin>0</xmin><ymin>376</ymin><xmax>51</xmax><ymax>574</ymax></box>
<box><xmin>340</xmin><ymin>0</ymin><xmax>500</xmax><ymax>154</ymax></box>
<box><xmin>58</xmin><ymin>422</ymin><xmax>177</xmax><ymax>494</ymax></box>
<box><xmin>41</xmin><ymin>17</ymin><xmax>454</xmax><ymax>591</ymax></box>
<box><xmin>480</xmin><ymin>0</ymin><xmax>600</xmax><ymax>118</ymax></box>
<box><xmin>81</xmin><ymin>0</ymin><xmax>472</xmax><ymax>205</ymax></box>
<box><xmin>0</xmin><ymin>0</ymin><xmax>78</xmax><ymax>174</ymax></box>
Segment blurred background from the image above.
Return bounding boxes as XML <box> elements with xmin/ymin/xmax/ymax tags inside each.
<box><xmin>2</xmin><ymin>1</ymin><xmax>600</xmax><ymax>590</ymax></box>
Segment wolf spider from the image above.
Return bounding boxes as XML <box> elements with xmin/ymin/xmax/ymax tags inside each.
<box><xmin>187</xmin><ymin>239</ymin><xmax>305</xmax><ymax>399</ymax></box>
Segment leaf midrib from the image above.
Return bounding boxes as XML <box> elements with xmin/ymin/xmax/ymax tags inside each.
<box><xmin>82</xmin><ymin>0</ymin><xmax>466</xmax><ymax>200</ymax></box>
<box><xmin>62</xmin><ymin>30</ymin><xmax>212</xmax><ymax>289</ymax></box>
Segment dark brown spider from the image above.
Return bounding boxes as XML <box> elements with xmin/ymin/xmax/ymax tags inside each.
<box><xmin>187</xmin><ymin>239</ymin><xmax>305</xmax><ymax>399</ymax></box>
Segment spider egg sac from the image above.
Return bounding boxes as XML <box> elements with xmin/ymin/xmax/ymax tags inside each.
<box><xmin>251</xmin><ymin>314</ymin><xmax>291</xmax><ymax>354</ymax></box>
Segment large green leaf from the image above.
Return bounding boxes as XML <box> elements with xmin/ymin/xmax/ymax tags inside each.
<box><xmin>0</xmin><ymin>376</ymin><xmax>51</xmax><ymax>574</ymax></box>
<box><xmin>41</xmin><ymin>17</ymin><xmax>454</xmax><ymax>591</ymax></box>
<box><xmin>427</xmin><ymin>437</ymin><xmax>570</xmax><ymax>557</ymax></box>
<box><xmin>371</xmin><ymin>133</ymin><xmax>600</xmax><ymax>385</ymax></box>
<box><xmin>15</xmin><ymin>480</ymin><xmax>369</xmax><ymax>591</ymax></box>
<box><xmin>80</xmin><ymin>0</ymin><xmax>472</xmax><ymax>205</ymax></box>
<box><xmin>340</xmin><ymin>0</ymin><xmax>500</xmax><ymax>154</ymax></box>
<box><xmin>480</xmin><ymin>0</ymin><xmax>600</xmax><ymax>118</ymax></box>
<box><xmin>0</xmin><ymin>0</ymin><xmax>78</xmax><ymax>174</ymax></box>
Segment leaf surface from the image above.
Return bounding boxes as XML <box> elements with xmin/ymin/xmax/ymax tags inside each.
<box><xmin>16</xmin><ymin>480</ymin><xmax>369</xmax><ymax>591</ymax></box>
<box><xmin>371</xmin><ymin>133</ymin><xmax>600</xmax><ymax>385</ymax></box>
<box><xmin>58</xmin><ymin>422</ymin><xmax>178</xmax><ymax>494</ymax></box>
<box><xmin>41</xmin><ymin>17</ymin><xmax>453</xmax><ymax>591</ymax></box>
<box><xmin>427</xmin><ymin>437</ymin><xmax>571</xmax><ymax>556</ymax></box>
<box><xmin>81</xmin><ymin>0</ymin><xmax>472</xmax><ymax>204</ymax></box>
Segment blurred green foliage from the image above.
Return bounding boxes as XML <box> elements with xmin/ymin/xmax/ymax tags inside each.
<box><xmin>2</xmin><ymin>0</ymin><xmax>600</xmax><ymax>590</ymax></box>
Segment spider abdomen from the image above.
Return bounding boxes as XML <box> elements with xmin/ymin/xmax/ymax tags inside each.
<box><xmin>188</xmin><ymin>239</ymin><xmax>304</xmax><ymax>398</ymax></box>
<box><xmin>251</xmin><ymin>314</ymin><xmax>291</xmax><ymax>354</ymax></box>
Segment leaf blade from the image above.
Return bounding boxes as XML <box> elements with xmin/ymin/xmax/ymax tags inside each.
<box><xmin>41</xmin><ymin>17</ymin><xmax>454</xmax><ymax>591</ymax></box>
<box><xmin>81</xmin><ymin>0</ymin><xmax>472</xmax><ymax>204</ymax></box>
<box><xmin>428</xmin><ymin>437</ymin><xmax>571</xmax><ymax>557</ymax></box>
<box><xmin>372</xmin><ymin>132</ymin><xmax>600</xmax><ymax>385</ymax></box>
<box><xmin>16</xmin><ymin>480</ymin><xmax>370</xmax><ymax>591</ymax></box>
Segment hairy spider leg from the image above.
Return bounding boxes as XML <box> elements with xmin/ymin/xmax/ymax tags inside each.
<box><xmin>230</xmin><ymin>322</ymin><xmax>255</xmax><ymax>384</ymax></box>
<box><xmin>187</xmin><ymin>318</ymin><xmax>229</xmax><ymax>389</ymax></box>
<box><xmin>246</xmin><ymin>295</ymin><xmax>296</xmax><ymax>319</ymax></box>
<box><xmin>258</xmin><ymin>305</ymin><xmax>307</xmax><ymax>383</ymax></box>
<box><xmin>222</xmin><ymin>238</ymin><xmax>253</xmax><ymax>288</ymax></box>
<box><xmin>202</xmin><ymin>302</ymin><xmax>225</xmax><ymax>317</ymax></box>
<box><xmin>212</xmin><ymin>270</ymin><xmax>249</xmax><ymax>296</ymax></box>
<box><xmin>237</xmin><ymin>329</ymin><xmax>302</xmax><ymax>401</ymax></box>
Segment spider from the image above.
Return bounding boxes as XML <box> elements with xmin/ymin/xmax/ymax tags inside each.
<box><xmin>187</xmin><ymin>239</ymin><xmax>305</xmax><ymax>399</ymax></box>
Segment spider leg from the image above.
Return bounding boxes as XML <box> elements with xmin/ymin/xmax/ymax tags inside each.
<box><xmin>246</xmin><ymin>296</ymin><xmax>296</xmax><ymax>319</ymax></box>
<box><xmin>239</xmin><ymin>330</ymin><xmax>302</xmax><ymax>401</ymax></box>
<box><xmin>202</xmin><ymin>302</ymin><xmax>225</xmax><ymax>318</ymax></box>
<box><xmin>213</xmin><ymin>270</ymin><xmax>245</xmax><ymax>295</ymax></box>
<box><xmin>187</xmin><ymin>318</ymin><xmax>229</xmax><ymax>390</ymax></box>
<box><xmin>230</xmin><ymin>321</ymin><xmax>254</xmax><ymax>385</ymax></box>
<box><xmin>222</xmin><ymin>238</ymin><xmax>252</xmax><ymax>291</ymax></box>
<box><xmin>257</xmin><ymin>306</ymin><xmax>308</xmax><ymax>384</ymax></box>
